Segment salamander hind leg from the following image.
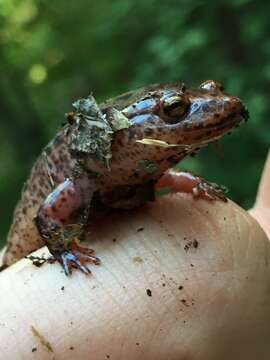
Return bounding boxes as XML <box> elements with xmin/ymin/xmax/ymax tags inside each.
<box><xmin>155</xmin><ymin>169</ymin><xmax>227</xmax><ymax>202</ymax></box>
<box><xmin>32</xmin><ymin>177</ymin><xmax>100</xmax><ymax>276</ymax></box>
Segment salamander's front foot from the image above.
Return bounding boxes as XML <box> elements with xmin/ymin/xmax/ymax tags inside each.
<box><xmin>155</xmin><ymin>169</ymin><xmax>228</xmax><ymax>202</ymax></box>
<box><xmin>26</xmin><ymin>241</ymin><xmax>100</xmax><ymax>276</ymax></box>
<box><xmin>49</xmin><ymin>241</ymin><xmax>101</xmax><ymax>276</ymax></box>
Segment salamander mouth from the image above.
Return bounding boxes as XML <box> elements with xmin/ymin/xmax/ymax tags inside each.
<box><xmin>182</xmin><ymin>99</ymin><xmax>249</xmax><ymax>142</ymax></box>
<box><xmin>206</xmin><ymin>104</ymin><xmax>248</xmax><ymax>129</ymax></box>
<box><xmin>203</xmin><ymin>113</ymin><xmax>243</xmax><ymax>132</ymax></box>
<box><xmin>184</xmin><ymin>112</ymin><xmax>245</xmax><ymax>146</ymax></box>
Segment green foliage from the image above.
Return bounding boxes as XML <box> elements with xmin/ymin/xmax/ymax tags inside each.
<box><xmin>0</xmin><ymin>0</ymin><xmax>269</xmax><ymax>244</ymax></box>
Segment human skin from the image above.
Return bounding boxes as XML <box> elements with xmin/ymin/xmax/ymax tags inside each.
<box><xmin>249</xmin><ymin>151</ymin><xmax>270</xmax><ymax>237</ymax></box>
<box><xmin>0</xmin><ymin>152</ymin><xmax>270</xmax><ymax>360</ymax></box>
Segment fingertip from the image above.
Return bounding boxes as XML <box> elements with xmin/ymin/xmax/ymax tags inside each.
<box><xmin>255</xmin><ymin>150</ymin><xmax>270</xmax><ymax>208</ymax></box>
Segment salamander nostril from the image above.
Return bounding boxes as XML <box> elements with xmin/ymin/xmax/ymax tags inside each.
<box><xmin>241</xmin><ymin>106</ymin><xmax>249</xmax><ymax>121</ymax></box>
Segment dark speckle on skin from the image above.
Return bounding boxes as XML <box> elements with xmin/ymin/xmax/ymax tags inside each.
<box><xmin>51</xmin><ymin>205</ymin><xmax>57</xmax><ymax>213</ymax></box>
<box><xmin>146</xmin><ymin>289</ymin><xmax>152</xmax><ymax>297</ymax></box>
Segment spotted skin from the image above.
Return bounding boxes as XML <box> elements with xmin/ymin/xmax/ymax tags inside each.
<box><xmin>2</xmin><ymin>80</ymin><xmax>249</xmax><ymax>274</ymax></box>
<box><xmin>4</xmin><ymin>132</ymin><xmax>76</xmax><ymax>265</ymax></box>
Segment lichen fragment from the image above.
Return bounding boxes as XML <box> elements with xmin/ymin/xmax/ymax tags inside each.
<box><xmin>68</xmin><ymin>95</ymin><xmax>113</xmax><ymax>169</ymax></box>
<box><xmin>108</xmin><ymin>107</ymin><xmax>131</xmax><ymax>131</ymax></box>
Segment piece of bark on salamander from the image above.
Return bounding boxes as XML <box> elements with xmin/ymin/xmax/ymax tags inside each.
<box><xmin>1</xmin><ymin>80</ymin><xmax>249</xmax><ymax>275</ymax></box>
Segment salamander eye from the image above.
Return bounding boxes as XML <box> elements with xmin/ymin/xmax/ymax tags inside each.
<box><xmin>162</xmin><ymin>95</ymin><xmax>190</xmax><ymax>120</ymax></box>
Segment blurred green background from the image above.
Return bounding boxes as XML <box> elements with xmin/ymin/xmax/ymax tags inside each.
<box><xmin>0</xmin><ymin>0</ymin><xmax>269</xmax><ymax>246</ymax></box>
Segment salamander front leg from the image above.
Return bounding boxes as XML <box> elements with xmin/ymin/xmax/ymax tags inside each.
<box><xmin>155</xmin><ymin>169</ymin><xmax>227</xmax><ymax>202</ymax></box>
<box><xmin>45</xmin><ymin>240</ymin><xmax>100</xmax><ymax>276</ymax></box>
<box><xmin>32</xmin><ymin>178</ymin><xmax>100</xmax><ymax>276</ymax></box>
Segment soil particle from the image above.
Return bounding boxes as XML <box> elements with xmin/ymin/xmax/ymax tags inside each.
<box><xmin>184</xmin><ymin>238</ymin><xmax>199</xmax><ymax>251</ymax></box>
<box><xmin>193</xmin><ymin>239</ymin><xmax>198</xmax><ymax>248</ymax></box>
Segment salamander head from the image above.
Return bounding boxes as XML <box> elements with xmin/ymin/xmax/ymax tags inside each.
<box><xmin>119</xmin><ymin>80</ymin><xmax>249</xmax><ymax>147</ymax></box>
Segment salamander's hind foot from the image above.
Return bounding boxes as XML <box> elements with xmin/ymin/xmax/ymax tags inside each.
<box><xmin>155</xmin><ymin>169</ymin><xmax>228</xmax><ymax>202</ymax></box>
<box><xmin>192</xmin><ymin>178</ymin><xmax>227</xmax><ymax>202</ymax></box>
<box><xmin>50</xmin><ymin>241</ymin><xmax>101</xmax><ymax>276</ymax></box>
<box><xmin>26</xmin><ymin>241</ymin><xmax>100</xmax><ymax>276</ymax></box>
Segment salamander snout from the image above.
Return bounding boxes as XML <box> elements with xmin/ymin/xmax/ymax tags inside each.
<box><xmin>240</xmin><ymin>105</ymin><xmax>249</xmax><ymax>121</ymax></box>
<box><xmin>228</xmin><ymin>96</ymin><xmax>249</xmax><ymax>124</ymax></box>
